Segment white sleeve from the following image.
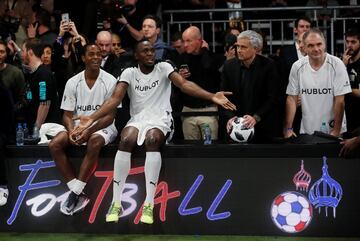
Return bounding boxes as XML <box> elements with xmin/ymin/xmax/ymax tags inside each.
<box><xmin>60</xmin><ymin>79</ymin><xmax>76</xmax><ymax>111</ymax></box>
<box><xmin>108</xmin><ymin>76</ymin><xmax>122</xmax><ymax>108</ymax></box>
<box><xmin>105</xmin><ymin>76</ymin><xmax>117</xmax><ymax>100</ymax></box>
<box><xmin>119</xmin><ymin>68</ymin><xmax>132</xmax><ymax>85</ymax></box>
<box><xmin>286</xmin><ymin>63</ymin><xmax>300</xmax><ymax>96</ymax></box>
<box><xmin>333</xmin><ymin>58</ymin><xmax>352</xmax><ymax>96</ymax></box>
<box><xmin>162</xmin><ymin>62</ymin><xmax>175</xmax><ymax>78</ymax></box>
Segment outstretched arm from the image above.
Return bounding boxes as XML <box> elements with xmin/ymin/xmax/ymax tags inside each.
<box><xmin>169</xmin><ymin>71</ymin><xmax>236</xmax><ymax>111</ymax></box>
<box><xmin>116</xmin><ymin>16</ymin><xmax>143</xmax><ymax>41</ymax></box>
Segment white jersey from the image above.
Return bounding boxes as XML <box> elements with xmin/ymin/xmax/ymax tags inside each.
<box><xmin>120</xmin><ymin>61</ymin><xmax>175</xmax><ymax>117</ymax></box>
<box><xmin>286</xmin><ymin>53</ymin><xmax>351</xmax><ymax>134</ymax></box>
<box><xmin>61</xmin><ymin>69</ymin><xmax>117</xmax><ymax>127</ymax></box>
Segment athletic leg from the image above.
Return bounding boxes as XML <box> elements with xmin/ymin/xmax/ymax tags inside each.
<box><xmin>141</xmin><ymin>128</ymin><xmax>166</xmax><ymax>224</ymax></box>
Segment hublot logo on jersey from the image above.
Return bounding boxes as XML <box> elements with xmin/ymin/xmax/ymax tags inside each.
<box><xmin>301</xmin><ymin>88</ymin><xmax>332</xmax><ymax>95</ymax></box>
<box><xmin>135</xmin><ymin>80</ymin><xmax>159</xmax><ymax>92</ymax></box>
<box><xmin>77</xmin><ymin>105</ymin><xmax>101</xmax><ymax>111</ymax></box>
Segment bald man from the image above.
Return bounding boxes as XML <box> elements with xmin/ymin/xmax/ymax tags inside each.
<box><xmin>175</xmin><ymin>26</ymin><xmax>224</xmax><ymax>141</ymax></box>
<box><xmin>96</xmin><ymin>30</ymin><xmax>123</xmax><ymax>77</ymax></box>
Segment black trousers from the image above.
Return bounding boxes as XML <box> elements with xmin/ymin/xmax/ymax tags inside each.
<box><xmin>0</xmin><ymin>134</ymin><xmax>7</xmax><ymax>186</ymax></box>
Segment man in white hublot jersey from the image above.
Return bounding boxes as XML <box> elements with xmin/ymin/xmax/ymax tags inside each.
<box><xmin>49</xmin><ymin>44</ymin><xmax>119</xmax><ymax>216</ymax></box>
<box><xmin>73</xmin><ymin>39</ymin><xmax>236</xmax><ymax>224</ymax></box>
<box><xmin>284</xmin><ymin>28</ymin><xmax>352</xmax><ymax>138</ymax></box>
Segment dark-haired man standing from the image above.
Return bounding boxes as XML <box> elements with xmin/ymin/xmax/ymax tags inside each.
<box><xmin>119</xmin><ymin>14</ymin><xmax>172</xmax><ymax>60</ymax></box>
<box><xmin>343</xmin><ymin>27</ymin><xmax>360</xmax><ymax>136</ymax></box>
<box><xmin>21</xmin><ymin>38</ymin><xmax>60</xmax><ymax>134</ymax></box>
<box><xmin>278</xmin><ymin>16</ymin><xmax>312</xmax><ymax>135</ymax></box>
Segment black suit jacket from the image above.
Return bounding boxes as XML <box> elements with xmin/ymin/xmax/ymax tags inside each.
<box><xmin>220</xmin><ymin>55</ymin><xmax>280</xmax><ymax>142</ymax></box>
<box><xmin>102</xmin><ymin>54</ymin><xmax>121</xmax><ymax>78</ymax></box>
<box><xmin>278</xmin><ymin>44</ymin><xmax>302</xmax><ymax>134</ymax></box>
<box><xmin>279</xmin><ymin>44</ymin><xmax>298</xmax><ymax>93</ymax></box>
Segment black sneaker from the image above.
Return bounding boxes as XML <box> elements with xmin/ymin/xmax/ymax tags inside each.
<box><xmin>72</xmin><ymin>193</ymin><xmax>90</xmax><ymax>214</ymax></box>
<box><xmin>60</xmin><ymin>192</ymin><xmax>89</xmax><ymax>215</ymax></box>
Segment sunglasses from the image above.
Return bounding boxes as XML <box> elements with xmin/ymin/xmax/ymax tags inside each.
<box><xmin>112</xmin><ymin>43</ymin><xmax>121</xmax><ymax>47</ymax></box>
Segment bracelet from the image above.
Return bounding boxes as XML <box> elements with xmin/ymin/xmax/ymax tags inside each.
<box><xmin>285</xmin><ymin>127</ymin><xmax>293</xmax><ymax>131</ymax></box>
<box><xmin>57</xmin><ymin>36</ymin><xmax>63</xmax><ymax>45</ymax></box>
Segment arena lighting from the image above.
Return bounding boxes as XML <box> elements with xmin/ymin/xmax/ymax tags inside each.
<box><xmin>6</xmin><ymin>160</ymin><xmax>232</xmax><ymax>225</ymax></box>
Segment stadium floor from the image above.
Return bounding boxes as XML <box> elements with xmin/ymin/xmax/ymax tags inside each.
<box><xmin>0</xmin><ymin>233</ymin><xmax>360</xmax><ymax>241</ymax></box>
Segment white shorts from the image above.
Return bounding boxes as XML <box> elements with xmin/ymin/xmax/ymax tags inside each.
<box><xmin>126</xmin><ymin>109</ymin><xmax>174</xmax><ymax>145</ymax></box>
<box><xmin>92</xmin><ymin>124</ymin><xmax>118</xmax><ymax>145</ymax></box>
<box><xmin>69</xmin><ymin>124</ymin><xmax>118</xmax><ymax>146</ymax></box>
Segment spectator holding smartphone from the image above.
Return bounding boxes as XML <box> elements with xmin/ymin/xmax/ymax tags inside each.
<box><xmin>52</xmin><ymin>18</ymin><xmax>88</xmax><ymax>102</ymax></box>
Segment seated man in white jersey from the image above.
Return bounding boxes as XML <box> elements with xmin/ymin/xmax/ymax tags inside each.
<box><xmin>72</xmin><ymin>39</ymin><xmax>236</xmax><ymax>224</ymax></box>
<box><xmin>48</xmin><ymin>44</ymin><xmax>119</xmax><ymax>215</ymax></box>
<box><xmin>284</xmin><ymin>28</ymin><xmax>352</xmax><ymax>138</ymax></box>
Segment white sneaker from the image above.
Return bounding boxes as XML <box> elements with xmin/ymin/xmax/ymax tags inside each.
<box><xmin>0</xmin><ymin>188</ymin><xmax>9</xmax><ymax>206</ymax></box>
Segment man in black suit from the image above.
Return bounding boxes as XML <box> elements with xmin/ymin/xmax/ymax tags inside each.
<box><xmin>221</xmin><ymin>30</ymin><xmax>280</xmax><ymax>143</ymax></box>
<box><xmin>96</xmin><ymin>30</ymin><xmax>132</xmax><ymax>134</ymax></box>
<box><xmin>279</xmin><ymin>17</ymin><xmax>311</xmax><ymax>86</ymax></box>
<box><xmin>278</xmin><ymin>16</ymin><xmax>311</xmax><ymax>134</ymax></box>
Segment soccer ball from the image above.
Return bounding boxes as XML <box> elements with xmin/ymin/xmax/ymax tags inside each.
<box><xmin>228</xmin><ymin>117</ymin><xmax>254</xmax><ymax>143</ymax></box>
<box><xmin>270</xmin><ymin>191</ymin><xmax>313</xmax><ymax>233</ymax></box>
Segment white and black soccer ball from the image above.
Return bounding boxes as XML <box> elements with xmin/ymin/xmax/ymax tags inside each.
<box><xmin>270</xmin><ymin>191</ymin><xmax>313</xmax><ymax>233</ymax></box>
<box><xmin>228</xmin><ymin>117</ymin><xmax>254</xmax><ymax>143</ymax></box>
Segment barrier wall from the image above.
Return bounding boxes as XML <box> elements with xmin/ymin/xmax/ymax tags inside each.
<box><xmin>1</xmin><ymin>142</ymin><xmax>359</xmax><ymax>236</ymax></box>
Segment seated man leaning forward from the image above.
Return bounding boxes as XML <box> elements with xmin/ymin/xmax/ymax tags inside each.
<box><xmin>48</xmin><ymin>43</ymin><xmax>119</xmax><ymax>215</ymax></box>
<box><xmin>72</xmin><ymin>39</ymin><xmax>236</xmax><ymax>224</ymax></box>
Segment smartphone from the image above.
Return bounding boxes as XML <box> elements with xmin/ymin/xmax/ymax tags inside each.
<box><xmin>180</xmin><ymin>64</ymin><xmax>189</xmax><ymax>71</ymax></box>
<box><xmin>61</xmin><ymin>13</ymin><xmax>70</xmax><ymax>23</ymax></box>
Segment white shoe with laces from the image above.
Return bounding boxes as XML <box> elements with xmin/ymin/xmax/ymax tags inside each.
<box><xmin>0</xmin><ymin>187</ymin><xmax>9</xmax><ymax>206</ymax></box>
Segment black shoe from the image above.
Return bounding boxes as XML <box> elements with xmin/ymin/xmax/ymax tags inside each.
<box><xmin>60</xmin><ymin>192</ymin><xmax>89</xmax><ymax>215</ymax></box>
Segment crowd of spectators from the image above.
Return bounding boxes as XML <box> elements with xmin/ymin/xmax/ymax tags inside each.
<box><xmin>0</xmin><ymin>0</ymin><xmax>359</xmax><ymax>208</ymax></box>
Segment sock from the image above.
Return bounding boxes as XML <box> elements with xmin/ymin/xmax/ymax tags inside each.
<box><xmin>66</xmin><ymin>178</ymin><xmax>77</xmax><ymax>191</ymax></box>
<box><xmin>71</xmin><ymin>179</ymin><xmax>86</xmax><ymax>195</ymax></box>
<box><xmin>144</xmin><ymin>152</ymin><xmax>161</xmax><ymax>205</ymax></box>
<box><xmin>112</xmin><ymin>150</ymin><xmax>131</xmax><ymax>205</ymax></box>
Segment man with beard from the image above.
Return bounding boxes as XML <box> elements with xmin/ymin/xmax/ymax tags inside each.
<box><xmin>72</xmin><ymin>39</ymin><xmax>235</xmax><ymax>224</ymax></box>
<box><xmin>339</xmin><ymin>27</ymin><xmax>360</xmax><ymax>158</ymax></box>
<box><xmin>21</xmin><ymin>38</ymin><xmax>60</xmax><ymax>135</ymax></box>
<box><xmin>343</xmin><ymin>27</ymin><xmax>360</xmax><ymax>137</ymax></box>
